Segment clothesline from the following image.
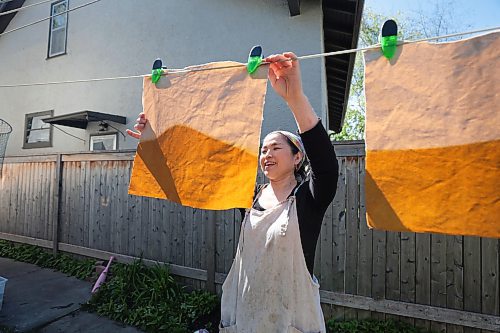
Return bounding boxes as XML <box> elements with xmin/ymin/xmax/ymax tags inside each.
<box><xmin>0</xmin><ymin>25</ymin><xmax>498</xmax><ymax>89</ymax></box>
<box><xmin>0</xmin><ymin>0</ymin><xmax>53</xmax><ymax>17</ymax></box>
<box><xmin>0</xmin><ymin>0</ymin><xmax>102</xmax><ymax>36</ymax></box>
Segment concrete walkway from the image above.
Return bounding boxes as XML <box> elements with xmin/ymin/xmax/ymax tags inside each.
<box><xmin>0</xmin><ymin>257</ymin><xmax>144</xmax><ymax>333</ymax></box>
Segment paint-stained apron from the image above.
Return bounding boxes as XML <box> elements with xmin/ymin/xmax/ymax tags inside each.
<box><xmin>220</xmin><ymin>194</ymin><xmax>326</xmax><ymax>333</ymax></box>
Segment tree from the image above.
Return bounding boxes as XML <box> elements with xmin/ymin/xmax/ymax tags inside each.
<box><xmin>331</xmin><ymin>2</ymin><xmax>470</xmax><ymax>141</ymax></box>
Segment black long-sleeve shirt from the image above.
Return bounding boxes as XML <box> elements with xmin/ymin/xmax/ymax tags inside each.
<box><xmin>247</xmin><ymin>121</ymin><xmax>339</xmax><ymax>276</ymax></box>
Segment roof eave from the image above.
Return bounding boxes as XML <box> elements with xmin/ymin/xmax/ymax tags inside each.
<box><xmin>0</xmin><ymin>0</ymin><xmax>26</xmax><ymax>34</ymax></box>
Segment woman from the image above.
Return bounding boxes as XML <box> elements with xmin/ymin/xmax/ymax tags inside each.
<box><xmin>128</xmin><ymin>53</ymin><xmax>339</xmax><ymax>333</ymax></box>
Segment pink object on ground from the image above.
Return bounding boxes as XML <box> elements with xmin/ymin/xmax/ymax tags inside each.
<box><xmin>91</xmin><ymin>256</ymin><xmax>114</xmax><ymax>293</ymax></box>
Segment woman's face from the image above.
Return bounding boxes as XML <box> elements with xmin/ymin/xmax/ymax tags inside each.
<box><xmin>260</xmin><ymin>133</ymin><xmax>301</xmax><ymax>180</ymax></box>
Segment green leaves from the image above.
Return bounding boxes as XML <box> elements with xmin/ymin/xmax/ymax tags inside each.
<box><xmin>85</xmin><ymin>260</ymin><xmax>219</xmax><ymax>332</ymax></box>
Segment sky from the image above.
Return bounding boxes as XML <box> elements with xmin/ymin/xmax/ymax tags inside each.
<box><xmin>365</xmin><ymin>0</ymin><xmax>499</xmax><ymax>31</ymax></box>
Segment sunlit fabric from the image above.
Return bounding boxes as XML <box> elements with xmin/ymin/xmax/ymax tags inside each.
<box><xmin>129</xmin><ymin>62</ymin><xmax>268</xmax><ymax>210</ymax></box>
<box><xmin>364</xmin><ymin>32</ymin><xmax>499</xmax><ymax>238</ymax></box>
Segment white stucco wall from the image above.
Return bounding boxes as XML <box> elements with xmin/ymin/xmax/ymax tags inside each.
<box><xmin>0</xmin><ymin>0</ymin><xmax>325</xmax><ymax>156</ymax></box>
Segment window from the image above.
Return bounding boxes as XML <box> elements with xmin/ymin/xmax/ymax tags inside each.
<box><xmin>24</xmin><ymin>111</ymin><xmax>53</xmax><ymax>149</ymax></box>
<box><xmin>48</xmin><ymin>0</ymin><xmax>68</xmax><ymax>58</ymax></box>
<box><xmin>90</xmin><ymin>134</ymin><xmax>118</xmax><ymax>151</ymax></box>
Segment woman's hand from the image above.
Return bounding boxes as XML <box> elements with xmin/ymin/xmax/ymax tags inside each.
<box><xmin>265</xmin><ymin>52</ymin><xmax>318</xmax><ymax>133</ymax></box>
<box><xmin>126</xmin><ymin>112</ymin><xmax>147</xmax><ymax>139</ymax></box>
<box><xmin>265</xmin><ymin>52</ymin><xmax>306</xmax><ymax>105</ymax></box>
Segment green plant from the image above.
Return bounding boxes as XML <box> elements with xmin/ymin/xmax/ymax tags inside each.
<box><xmin>84</xmin><ymin>260</ymin><xmax>219</xmax><ymax>332</ymax></box>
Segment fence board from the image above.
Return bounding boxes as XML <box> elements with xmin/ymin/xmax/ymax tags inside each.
<box><xmin>385</xmin><ymin>229</ymin><xmax>401</xmax><ymax>323</ymax></box>
<box><xmin>176</xmin><ymin>204</ymin><xmax>185</xmax><ymax>265</ymax></box>
<box><xmin>331</xmin><ymin>157</ymin><xmax>346</xmax><ymax>320</ymax></box>
<box><xmin>185</xmin><ymin>207</ymin><xmax>195</xmax><ymax>275</ymax></box>
<box><xmin>463</xmin><ymin>235</ymin><xmax>482</xmax><ymax>333</ymax></box>
<box><xmin>482</xmin><ymin>238</ymin><xmax>500</xmax><ymax>316</ymax></box>
<box><xmin>400</xmin><ymin>232</ymin><xmax>416</xmax><ymax>326</ymax></box>
<box><xmin>357</xmin><ymin>157</ymin><xmax>371</xmax><ymax>319</ymax></box>
<box><xmin>447</xmin><ymin>236</ymin><xmax>464</xmax><ymax>333</ymax></box>
<box><xmin>82</xmin><ymin>161</ymin><xmax>91</xmax><ymax>248</ymax></box>
<box><xmin>18</xmin><ymin>163</ymin><xmax>27</xmax><ymax>236</ymax></box>
<box><xmin>47</xmin><ymin>161</ymin><xmax>56</xmax><ymax>242</ymax></box>
<box><xmin>35</xmin><ymin>163</ymin><xmax>44</xmax><ymax>239</ymax></box>
<box><xmin>69</xmin><ymin>162</ymin><xmax>79</xmax><ymax>245</ymax></box>
<box><xmin>168</xmin><ymin>202</ymin><xmax>177</xmax><ymax>263</ymax></box>
<box><xmin>344</xmin><ymin>157</ymin><xmax>359</xmax><ymax>295</ymax></box>
<box><xmin>431</xmin><ymin>234</ymin><xmax>448</xmax><ymax>332</ymax></box>
<box><xmin>12</xmin><ymin>164</ymin><xmax>21</xmax><ymax>232</ymax></box>
<box><xmin>215</xmin><ymin>209</ymin><xmax>224</xmax><ymax>274</ymax></box>
<box><xmin>415</xmin><ymin>233</ymin><xmax>432</xmax><ymax>330</ymax></box>
<box><xmin>115</xmin><ymin>163</ymin><xmax>126</xmax><ymax>255</ymax></box>
<box><xmin>160</xmin><ymin>201</ymin><xmax>170</xmax><ymax>263</ymax></box>
<box><xmin>88</xmin><ymin>162</ymin><xmax>99</xmax><ymax>250</ymax></box>
<box><xmin>108</xmin><ymin>162</ymin><xmax>118</xmax><ymax>254</ymax></box>
<box><xmin>223</xmin><ymin>209</ymin><xmax>235</xmax><ymax>273</ymax></box>
<box><xmin>371</xmin><ymin>228</ymin><xmax>386</xmax><ymax>321</ymax></box>
<box><xmin>27</xmin><ymin>163</ymin><xmax>36</xmax><ymax>239</ymax></box>
<box><xmin>132</xmin><ymin>194</ymin><xmax>143</xmax><ymax>257</ymax></box>
<box><xmin>344</xmin><ymin>156</ymin><xmax>359</xmax><ymax>319</ymax></box>
<box><xmin>320</xmin><ymin>200</ymin><xmax>334</xmax><ymax>290</ymax></box>
<box><xmin>0</xmin><ymin>164</ymin><xmax>9</xmax><ymax>231</ymax></box>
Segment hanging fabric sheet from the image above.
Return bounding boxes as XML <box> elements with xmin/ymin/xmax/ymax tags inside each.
<box><xmin>364</xmin><ymin>32</ymin><xmax>500</xmax><ymax>238</ymax></box>
<box><xmin>129</xmin><ymin>62</ymin><xmax>268</xmax><ymax>210</ymax></box>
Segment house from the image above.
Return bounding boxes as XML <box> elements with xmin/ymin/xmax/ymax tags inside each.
<box><xmin>0</xmin><ymin>0</ymin><xmax>363</xmax><ymax>156</ymax></box>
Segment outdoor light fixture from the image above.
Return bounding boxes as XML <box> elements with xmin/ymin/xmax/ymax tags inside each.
<box><xmin>98</xmin><ymin>121</ymin><xmax>109</xmax><ymax>132</ymax></box>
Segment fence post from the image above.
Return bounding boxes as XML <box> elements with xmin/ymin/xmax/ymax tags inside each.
<box><xmin>206</xmin><ymin>210</ymin><xmax>217</xmax><ymax>293</ymax></box>
<box><xmin>52</xmin><ymin>154</ymin><xmax>63</xmax><ymax>255</ymax></box>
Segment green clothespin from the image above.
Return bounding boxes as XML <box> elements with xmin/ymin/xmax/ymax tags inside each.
<box><xmin>380</xmin><ymin>19</ymin><xmax>398</xmax><ymax>60</ymax></box>
<box><xmin>247</xmin><ymin>46</ymin><xmax>263</xmax><ymax>74</ymax></box>
<box><xmin>151</xmin><ymin>58</ymin><xmax>165</xmax><ymax>84</ymax></box>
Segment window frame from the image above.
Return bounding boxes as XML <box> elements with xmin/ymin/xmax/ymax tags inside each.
<box><xmin>23</xmin><ymin>110</ymin><xmax>54</xmax><ymax>149</ymax></box>
<box><xmin>89</xmin><ymin>133</ymin><xmax>118</xmax><ymax>152</ymax></box>
<box><xmin>47</xmin><ymin>0</ymin><xmax>69</xmax><ymax>58</ymax></box>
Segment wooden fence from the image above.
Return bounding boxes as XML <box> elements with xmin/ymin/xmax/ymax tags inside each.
<box><xmin>0</xmin><ymin>143</ymin><xmax>498</xmax><ymax>332</ymax></box>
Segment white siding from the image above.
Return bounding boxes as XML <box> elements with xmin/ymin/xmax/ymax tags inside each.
<box><xmin>0</xmin><ymin>0</ymin><xmax>325</xmax><ymax>156</ymax></box>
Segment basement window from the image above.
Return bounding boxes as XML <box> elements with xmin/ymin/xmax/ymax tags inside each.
<box><xmin>90</xmin><ymin>133</ymin><xmax>118</xmax><ymax>151</ymax></box>
<box><xmin>23</xmin><ymin>111</ymin><xmax>53</xmax><ymax>149</ymax></box>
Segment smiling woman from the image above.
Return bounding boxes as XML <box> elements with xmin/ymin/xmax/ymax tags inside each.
<box><xmin>127</xmin><ymin>52</ymin><xmax>339</xmax><ymax>333</ymax></box>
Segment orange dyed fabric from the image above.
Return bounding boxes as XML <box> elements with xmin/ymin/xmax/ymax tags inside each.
<box><xmin>129</xmin><ymin>62</ymin><xmax>268</xmax><ymax>210</ymax></box>
<box><xmin>364</xmin><ymin>32</ymin><xmax>500</xmax><ymax>238</ymax></box>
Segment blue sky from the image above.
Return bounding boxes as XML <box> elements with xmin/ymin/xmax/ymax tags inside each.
<box><xmin>365</xmin><ymin>0</ymin><xmax>499</xmax><ymax>31</ymax></box>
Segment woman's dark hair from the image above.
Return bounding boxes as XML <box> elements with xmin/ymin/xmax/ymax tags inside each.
<box><xmin>282</xmin><ymin>135</ymin><xmax>309</xmax><ymax>182</ymax></box>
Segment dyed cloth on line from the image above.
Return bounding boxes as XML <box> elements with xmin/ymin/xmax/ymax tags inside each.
<box><xmin>129</xmin><ymin>62</ymin><xmax>268</xmax><ymax>210</ymax></box>
<box><xmin>364</xmin><ymin>32</ymin><xmax>500</xmax><ymax>238</ymax></box>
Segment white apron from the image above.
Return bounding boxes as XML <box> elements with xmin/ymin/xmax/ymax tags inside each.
<box><xmin>220</xmin><ymin>193</ymin><xmax>326</xmax><ymax>333</ymax></box>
